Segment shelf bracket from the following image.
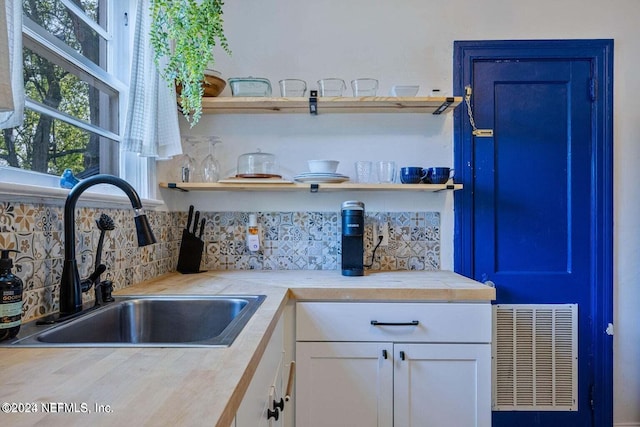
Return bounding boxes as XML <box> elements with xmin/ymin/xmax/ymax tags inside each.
<box><xmin>310</xmin><ymin>183</ymin><xmax>319</xmax><ymax>193</ymax></box>
<box><xmin>434</xmin><ymin>184</ymin><xmax>456</xmax><ymax>193</ymax></box>
<box><xmin>309</xmin><ymin>90</ymin><xmax>318</xmax><ymax>115</ymax></box>
<box><xmin>432</xmin><ymin>97</ymin><xmax>455</xmax><ymax>115</ymax></box>
<box><xmin>167</xmin><ymin>183</ymin><xmax>189</xmax><ymax>192</ymax></box>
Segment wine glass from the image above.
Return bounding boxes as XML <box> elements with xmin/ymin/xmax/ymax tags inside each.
<box><xmin>201</xmin><ymin>136</ymin><xmax>222</xmax><ymax>182</ymax></box>
<box><xmin>180</xmin><ymin>137</ymin><xmax>198</xmax><ymax>182</ymax></box>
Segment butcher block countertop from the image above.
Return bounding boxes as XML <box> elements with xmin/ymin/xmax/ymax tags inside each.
<box><xmin>0</xmin><ymin>270</ymin><xmax>494</xmax><ymax>427</ymax></box>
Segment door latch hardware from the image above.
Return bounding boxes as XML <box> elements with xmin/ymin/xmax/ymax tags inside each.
<box><xmin>472</xmin><ymin>129</ymin><xmax>494</xmax><ymax>137</ymax></box>
<box><xmin>464</xmin><ymin>86</ymin><xmax>494</xmax><ymax>137</ymax></box>
<box><xmin>399</xmin><ymin>351</ymin><xmax>406</xmax><ymax>361</ymax></box>
<box><xmin>382</xmin><ymin>349</ymin><xmax>388</xmax><ymax>359</ymax></box>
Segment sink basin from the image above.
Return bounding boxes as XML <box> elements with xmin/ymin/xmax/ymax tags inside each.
<box><xmin>9</xmin><ymin>295</ymin><xmax>265</xmax><ymax>347</ymax></box>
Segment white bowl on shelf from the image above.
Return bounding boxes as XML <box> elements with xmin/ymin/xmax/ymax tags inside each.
<box><xmin>308</xmin><ymin>160</ymin><xmax>339</xmax><ymax>173</ymax></box>
<box><xmin>390</xmin><ymin>85</ymin><xmax>419</xmax><ymax>97</ymax></box>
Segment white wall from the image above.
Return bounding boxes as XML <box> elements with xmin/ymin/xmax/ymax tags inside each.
<box><xmin>158</xmin><ymin>1</ymin><xmax>640</xmax><ymax>423</ymax></box>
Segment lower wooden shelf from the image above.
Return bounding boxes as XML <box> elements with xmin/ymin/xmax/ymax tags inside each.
<box><xmin>160</xmin><ymin>182</ymin><xmax>463</xmax><ymax>192</ymax></box>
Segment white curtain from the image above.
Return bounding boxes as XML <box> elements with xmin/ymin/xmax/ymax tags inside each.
<box><xmin>121</xmin><ymin>0</ymin><xmax>182</xmax><ymax>159</ymax></box>
<box><xmin>0</xmin><ymin>0</ymin><xmax>24</xmax><ymax>128</ymax></box>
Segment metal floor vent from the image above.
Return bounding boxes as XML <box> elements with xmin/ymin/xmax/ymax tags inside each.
<box><xmin>492</xmin><ymin>304</ymin><xmax>577</xmax><ymax>411</ymax></box>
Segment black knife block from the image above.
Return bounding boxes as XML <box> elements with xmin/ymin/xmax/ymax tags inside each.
<box><xmin>176</xmin><ymin>229</ymin><xmax>205</xmax><ymax>274</ymax></box>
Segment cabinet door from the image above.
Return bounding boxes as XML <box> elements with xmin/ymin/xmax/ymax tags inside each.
<box><xmin>236</xmin><ymin>316</ymin><xmax>284</xmax><ymax>427</ymax></box>
<box><xmin>296</xmin><ymin>342</ymin><xmax>393</xmax><ymax>427</ymax></box>
<box><xmin>394</xmin><ymin>343</ymin><xmax>491</xmax><ymax>427</ymax></box>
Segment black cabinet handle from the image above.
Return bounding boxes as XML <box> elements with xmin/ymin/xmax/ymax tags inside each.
<box><xmin>267</xmin><ymin>407</ymin><xmax>279</xmax><ymax>420</ymax></box>
<box><xmin>382</xmin><ymin>349</ymin><xmax>388</xmax><ymax>359</ymax></box>
<box><xmin>371</xmin><ymin>320</ymin><xmax>419</xmax><ymax>326</ymax></box>
<box><xmin>400</xmin><ymin>351</ymin><xmax>406</xmax><ymax>361</ymax></box>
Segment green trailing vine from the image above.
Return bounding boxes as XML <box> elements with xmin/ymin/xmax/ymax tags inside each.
<box><xmin>150</xmin><ymin>0</ymin><xmax>230</xmax><ymax>126</ymax></box>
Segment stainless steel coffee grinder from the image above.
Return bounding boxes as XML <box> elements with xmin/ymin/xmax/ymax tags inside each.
<box><xmin>341</xmin><ymin>200</ymin><xmax>365</xmax><ymax>276</ymax></box>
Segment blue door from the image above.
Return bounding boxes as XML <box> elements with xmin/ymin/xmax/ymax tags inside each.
<box><xmin>454</xmin><ymin>41</ymin><xmax>613</xmax><ymax>426</ymax></box>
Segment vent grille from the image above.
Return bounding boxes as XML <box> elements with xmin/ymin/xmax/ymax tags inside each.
<box><xmin>493</xmin><ymin>304</ymin><xmax>577</xmax><ymax>411</ymax></box>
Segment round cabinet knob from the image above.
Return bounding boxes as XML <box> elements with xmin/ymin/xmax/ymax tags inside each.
<box><xmin>267</xmin><ymin>407</ymin><xmax>279</xmax><ymax>421</ymax></box>
<box><xmin>273</xmin><ymin>397</ymin><xmax>284</xmax><ymax>411</ymax></box>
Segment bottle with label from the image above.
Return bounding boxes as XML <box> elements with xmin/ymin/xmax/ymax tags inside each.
<box><xmin>0</xmin><ymin>249</ymin><xmax>23</xmax><ymax>341</ymax></box>
<box><xmin>246</xmin><ymin>214</ymin><xmax>260</xmax><ymax>252</ymax></box>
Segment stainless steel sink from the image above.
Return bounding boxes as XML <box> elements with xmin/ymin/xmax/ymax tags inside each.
<box><xmin>8</xmin><ymin>295</ymin><xmax>265</xmax><ymax>347</ymax></box>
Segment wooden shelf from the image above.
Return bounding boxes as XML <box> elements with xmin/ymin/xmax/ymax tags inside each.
<box><xmin>160</xmin><ymin>182</ymin><xmax>463</xmax><ymax>193</ymax></box>
<box><xmin>200</xmin><ymin>96</ymin><xmax>462</xmax><ymax>115</ymax></box>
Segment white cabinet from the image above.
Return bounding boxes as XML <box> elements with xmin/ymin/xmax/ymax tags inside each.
<box><xmin>296</xmin><ymin>341</ymin><xmax>393</xmax><ymax>427</ymax></box>
<box><xmin>236</xmin><ymin>302</ymin><xmax>295</xmax><ymax>427</ymax></box>
<box><xmin>394</xmin><ymin>343</ymin><xmax>491</xmax><ymax>427</ymax></box>
<box><xmin>235</xmin><ymin>313</ymin><xmax>284</xmax><ymax>427</ymax></box>
<box><xmin>295</xmin><ymin>302</ymin><xmax>491</xmax><ymax>427</ymax></box>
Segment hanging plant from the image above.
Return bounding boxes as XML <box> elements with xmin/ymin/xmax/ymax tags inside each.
<box><xmin>150</xmin><ymin>0</ymin><xmax>231</xmax><ymax>126</ymax></box>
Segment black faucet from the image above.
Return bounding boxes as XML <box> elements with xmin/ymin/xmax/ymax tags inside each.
<box><xmin>60</xmin><ymin>174</ymin><xmax>156</xmax><ymax>316</ymax></box>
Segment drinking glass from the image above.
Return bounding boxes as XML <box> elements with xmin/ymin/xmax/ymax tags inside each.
<box><xmin>279</xmin><ymin>79</ymin><xmax>307</xmax><ymax>97</ymax></box>
<box><xmin>354</xmin><ymin>161</ymin><xmax>372</xmax><ymax>183</ymax></box>
<box><xmin>318</xmin><ymin>79</ymin><xmax>346</xmax><ymax>97</ymax></box>
<box><xmin>351</xmin><ymin>79</ymin><xmax>379</xmax><ymax>97</ymax></box>
<box><xmin>376</xmin><ymin>161</ymin><xmax>396</xmax><ymax>183</ymax></box>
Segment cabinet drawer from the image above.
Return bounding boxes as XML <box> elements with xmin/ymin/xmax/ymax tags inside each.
<box><xmin>296</xmin><ymin>302</ymin><xmax>491</xmax><ymax>343</ymax></box>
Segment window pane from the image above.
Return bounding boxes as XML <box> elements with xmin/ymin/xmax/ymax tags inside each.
<box><xmin>24</xmin><ymin>0</ymin><xmax>107</xmax><ymax>70</ymax></box>
<box><xmin>24</xmin><ymin>47</ymin><xmax>118</xmax><ymax>134</ymax></box>
<box><xmin>70</xmin><ymin>0</ymin><xmax>105</xmax><ymax>26</ymax></box>
<box><xmin>0</xmin><ymin>111</ymin><xmax>117</xmax><ymax>177</ymax></box>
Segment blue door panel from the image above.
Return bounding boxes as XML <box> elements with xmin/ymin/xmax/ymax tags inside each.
<box><xmin>454</xmin><ymin>39</ymin><xmax>614</xmax><ymax>427</ymax></box>
<box><xmin>473</xmin><ymin>59</ymin><xmax>592</xmax><ymax>292</ymax></box>
<box><xmin>469</xmin><ymin>58</ymin><xmax>594</xmax><ymax>426</ymax></box>
<box><xmin>494</xmin><ymin>81</ymin><xmax>569</xmax><ymax>273</ymax></box>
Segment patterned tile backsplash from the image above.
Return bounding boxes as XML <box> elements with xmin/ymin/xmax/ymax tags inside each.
<box><xmin>0</xmin><ymin>201</ymin><xmax>440</xmax><ymax>322</ymax></box>
<box><xmin>0</xmin><ymin>202</ymin><xmax>178</xmax><ymax>323</ymax></box>
<box><xmin>198</xmin><ymin>211</ymin><xmax>440</xmax><ymax>272</ymax></box>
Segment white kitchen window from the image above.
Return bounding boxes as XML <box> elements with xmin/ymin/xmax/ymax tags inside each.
<box><xmin>0</xmin><ymin>0</ymin><xmax>154</xmax><ymax>199</ymax></box>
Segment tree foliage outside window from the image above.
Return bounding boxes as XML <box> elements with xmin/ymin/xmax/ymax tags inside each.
<box><xmin>1</xmin><ymin>0</ymin><xmax>120</xmax><ymax>178</ymax></box>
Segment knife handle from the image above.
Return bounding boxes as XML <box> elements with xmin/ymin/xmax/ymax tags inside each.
<box><xmin>198</xmin><ymin>218</ymin><xmax>206</xmax><ymax>239</ymax></box>
<box><xmin>186</xmin><ymin>205</ymin><xmax>194</xmax><ymax>230</ymax></box>
<box><xmin>193</xmin><ymin>211</ymin><xmax>200</xmax><ymax>234</ymax></box>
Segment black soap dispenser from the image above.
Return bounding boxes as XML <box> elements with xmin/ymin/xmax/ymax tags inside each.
<box><xmin>0</xmin><ymin>249</ymin><xmax>23</xmax><ymax>341</ymax></box>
